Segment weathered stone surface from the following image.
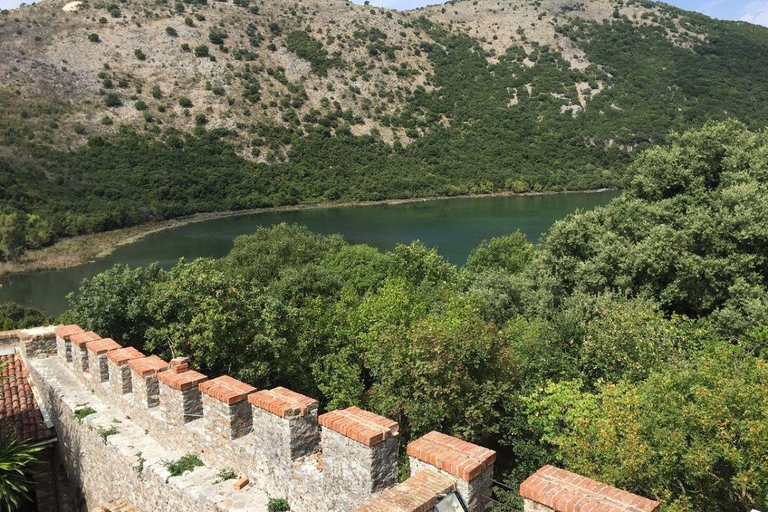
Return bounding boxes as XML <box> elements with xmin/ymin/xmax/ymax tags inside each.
<box><xmin>411</xmin><ymin>457</ymin><xmax>493</xmax><ymax>512</ymax></box>
<box><xmin>26</xmin><ymin>355</ymin><xmax>270</xmax><ymax>512</ymax></box>
<box><xmin>202</xmin><ymin>393</ymin><xmax>253</xmax><ymax>440</ymax></box>
<box><xmin>322</xmin><ymin>428</ymin><xmax>399</xmax><ymax>511</ymax></box>
<box><xmin>18</xmin><ymin>327</ymin><xmax>57</xmax><ymax>360</ymax></box>
<box><xmin>108</xmin><ymin>360</ymin><xmax>133</xmax><ymax>395</ymax></box>
<box><xmin>133</xmin><ymin>373</ymin><xmax>160</xmax><ymax>408</ymax></box>
<box><xmin>159</xmin><ymin>382</ymin><xmax>203</xmax><ymax>425</ymax></box>
<box><xmin>407</xmin><ymin>431</ymin><xmax>496</xmax><ymax>512</ymax></box>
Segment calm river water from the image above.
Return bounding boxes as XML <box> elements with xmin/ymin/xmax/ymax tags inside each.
<box><xmin>0</xmin><ymin>191</ymin><xmax>619</xmax><ymax>315</ymax></box>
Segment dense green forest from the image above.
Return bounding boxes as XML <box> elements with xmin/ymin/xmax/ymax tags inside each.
<box><xmin>17</xmin><ymin>122</ymin><xmax>759</xmax><ymax>512</ymax></box>
<box><xmin>5</xmin><ymin>1</ymin><xmax>768</xmax><ymax>261</ymax></box>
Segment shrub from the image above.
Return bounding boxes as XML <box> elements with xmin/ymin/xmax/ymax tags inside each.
<box><xmin>0</xmin><ymin>302</ymin><xmax>49</xmax><ymax>331</ymax></box>
<box><xmin>194</xmin><ymin>45</ymin><xmax>209</xmax><ymax>57</ymax></box>
<box><xmin>214</xmin><ymin>469</ymin><xmax>236</xmax><ymax>483</ymax></box>
<box><xmin>134</xmin><ymin>48</ymin><xmax>146</xmax><ymax>61</ymax></box>
<box><xmin>74</xmin><ymin>406</ymin><xmax>96</xmax><ymax>422</ymax></box>
<box><xmin>195</xmin><ymin>113</ymin><xmax>207</xmax><ymax>125</ymax></box>
<box><xmin>164</xmin><ymin>454</ymin><xmax>203</xmax><ymax>477</ymax></box>
<box><xmin>267</xmin><ymin>499</ymin><xmax>290</xmax><ymax>512</ymax></box>
<box><xmin>181</xmin><ymin>43</ymin><xmax>191</xmax><ymax>52</ymax></box>
<box><xmin>88</xmin><ymin>33</ymin><xmax>100</xmax><ymax>43</ymax></box>
<box><xmin>96</xmin><ymin>426</ymin><xmax>119</xmax><ymax>443</ymax></box>
<box><xmin>178</xmin><ymin>96</ymin><xmax>193</xmax><ymax>108</ymax></box>
<box><xmin>104</xmin><ymin>93</ymin><xmax>122</xmax><ymax>107</ymax></box>
<box><xmin>184</xmin><ymin>17</ymin><xmax>193</xmax><ymax>26</ymax></box>
<box><xmin>135</xmin><ymin>100</ymin><xmax>148</xmax><ymax>111</ymax></box>
<box><xmin>208</xmin><ymin>29</ymin><xmax>228</xmax><ymax>45</ymax></box>
<box><xmin>165</xmin><ymin>26</ymin><xmax>178</xmax><ymax>37</ymax></box>
<box><xmin>151</xmin><ymin>85</ymin><xmax>162</xmax><ymax>99</ymax></box>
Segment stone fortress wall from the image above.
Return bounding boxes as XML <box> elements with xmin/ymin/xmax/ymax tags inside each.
<box><xmin>7</xmin><ymin>325</ymin><xmax>663</xmax><ymax>512</ymax></box>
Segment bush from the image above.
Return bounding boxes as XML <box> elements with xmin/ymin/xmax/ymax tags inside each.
<box><xmin>194</xmin><ymin>45</ymin><xmax>209</xmax><ymax>58</ymax></box>
<box><xmin>134</xmin><ymin>48</ymin><xmax>146</xmax><ymax>61</ymax></box>
<box><xmin>267</xmin><ymin>499</ymin><xmax>290</xmax><ymax>512</ymax></box>
<box><xmin>0</xmin><ymin>301</ymin><xmax>49</xmax><ymax>331</ymax></box>
<box><xmin>88</xmin><ymin>33</ymin><xmax>100</xmax><ymax>43</ymax></box>
<box><xmin>164</xmin><ymin>454</ymin><xmax>203</xmax><ymax>476</ymax></box>
<box><xmin>165</xmin><ymin>26</ymin><xmax>178</xmax><ymax>37</ymax></box>
<box><xmin>195</xmin><ymin>113</ymin><xmax>207</xmax><ymax>125</ymax></box>
<box><xmin>104</xmin><ymin>93</ymin><xmax>122</xmax><ymax>107</ymax></box>
<box><xmin>208</xmin><ymin>29</ymin><xmax>228</xmax><ymax>45</ymax></box>
<box><xmin>134</xmin><ymin>100</ymin><xmax>148</xmax><ymax>111</ymax></box>
<box><xmin>96</xmin><ymin>426</ymin><xmax>119</xmax><ymax>443</ymax></box>
<box><xmin>74</xmin><ymin>406</ymin><xmax>96</xmax><ymax>422</ymax></box>
<box><xmin>178</xmin><ymin>96</ymin><xmax>193</xmax><ymax>108</ymax></box>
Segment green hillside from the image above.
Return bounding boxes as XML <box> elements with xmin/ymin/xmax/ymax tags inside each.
<box><xmin>3</xmin><ymin>0</ymin><xmax>768</xmax><ymax>260</ymax></box>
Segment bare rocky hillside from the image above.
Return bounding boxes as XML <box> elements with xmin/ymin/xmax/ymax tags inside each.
<box><xmin>1</xmin><ymin>0</ymin><xmax>699</xmax><ymax>159</ymax></box>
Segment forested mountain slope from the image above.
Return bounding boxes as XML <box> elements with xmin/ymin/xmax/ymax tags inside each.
<box><xmin>3</xmin><ymin>0</ymin><xmax>768</xmax><ymax>259</ymax></box>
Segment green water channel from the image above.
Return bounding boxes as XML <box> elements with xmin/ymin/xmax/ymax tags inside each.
<box><xmin>0</xmin><ymin>190</ymin><xmax>619</xmax><ymax>315</ymax></box>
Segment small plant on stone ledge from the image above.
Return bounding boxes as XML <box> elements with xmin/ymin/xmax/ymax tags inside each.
<box><xmin>268</xmin><ymin>498</ymin><xmax>290</xmax><ymax>512</ymax></box>
<box><xmin>74</xmin><ymin>406</ymin><xmax>96</xmax><ymax>423</ymax></box>
<box><xmin>96</xmin><ymin>426</ymin><xmax>119</xmax><ymax>443</ymax></box>
<box><xmin>214</xmin><ymin>469</ymin><xmax>237</xmax><ymax>483</ymax></box>
<box><xmin>163</xmin><ymin>454</ymin><xmax>204</xmax><ymax>477</ymax></box>
<box><xmin>135</xmin><ymin>452</ymin><xmax>146</xmax><ymax>478</ymax></box>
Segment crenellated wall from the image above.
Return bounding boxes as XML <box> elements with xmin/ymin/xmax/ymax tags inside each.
<box><xmin>6</xmin><ymin>325</ymin><xmax>666</xmax><ymax>512</ymax></box>
<box><xmin>11</xmin><ymin>325</ymin><xmax>497</xmax><ymax>512</ymax></box>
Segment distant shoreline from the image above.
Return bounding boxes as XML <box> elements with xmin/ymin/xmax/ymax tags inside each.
<box><xmin>0</xmin><ymin>187</ymin><xmax>618</xmax><ymax>276</ymax></box>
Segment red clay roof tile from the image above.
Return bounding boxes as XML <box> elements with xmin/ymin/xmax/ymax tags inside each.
<box><xmin>157</xmin><ymin>368</ymin><xmax>207</xmax><ymax>391</ymax></box>
<box><xmin>86</xmin><ymin>338</ymin><xmax>122</xmax><ymax>355</ymax></box>
<box><xmin>69</xmin><ymin>331</ymin><xmax>102</xmax><ymax>348</ymax></box>
<box><xmin>519</xmin><ymin>466</ymin><xmax>660</xmax><ymax>512</ymax></box>
<box><xmin>127</xmin><ymin>355</ymin><xmax>169</xmax><ymax>377</ymax></box>
<box><xmin>407</xmin><ymin>431</ymin><xmax>496</xmax><ymax>481</ymax></box>
<box><xmin>107</xmin><ymin>347</ymin><xmax>144</xmax><ymax>366</ymax></box>
<box><xmin>318</xmin><ymin>406</ymin><xmax>398</xmax><ymax>446</ymax></box>
<box><xmin>248</xmin><ymin>386</ymin><xmax>317</xmax><ymax>418</ymax></box>
<box><xmin>0</xmin><ymin>353</ymin><xmax>55</xmax><ymax>442</ymax></box>
<box><xmin>199</xmin><ymin>375</ymin><xmax>256</xmax><ymax>405</ymax></box>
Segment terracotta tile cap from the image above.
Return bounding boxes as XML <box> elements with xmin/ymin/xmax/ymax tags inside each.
<box><xmin>519</xmin><ymin>465</ymin><xmax>660</xmax><ymax>512</ymax></box>
<box><xmin>199</xmin><ymin>375</ymin><xmax>256</xmax><ymax>405</ymax></box>
<box><xmin>127</xmin><ymin>355</ymin><xmax>169</xmax><ymax>377</ymax></box>
<box><xmin>352</xmin><ymin>469</ymin><xmax>455</xmax><ymax>512</ymax></box>
<box><xmin>86</xmin><ymin>338</ymin><xmax>122</xmax><ymax>355</ymax></box>
<box><xmin>318</xmin><ymin>406</ymin><xmax>398</xmax><ymax>447</ymax></box>
<box><xmin>158</xmin><ymin>368</ymin><xmax>207</xmax><ymax>391</ymax></box>
<box><xmin>69</xmin><ymin>331</ymin><xmax>102</xmax><ymax>348</ymax></box>
<box><xmin>107</xmin><ymin>347</ymin><xmax>145</xmax><ymax>365</ymax></box>
<box><xmin>248</xmin><ymin>386</ymin><xmax>318</xmax><ymax>418</ymax></box>
<box><xmin>407</xmin><ymin>431</ymin><xmax>496</xmax><ymax>481</ymax></box>
<box><xmin>54</xmin><ymin>324</ymin><xmax>84</xmax><ymax>339</ymax></box>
